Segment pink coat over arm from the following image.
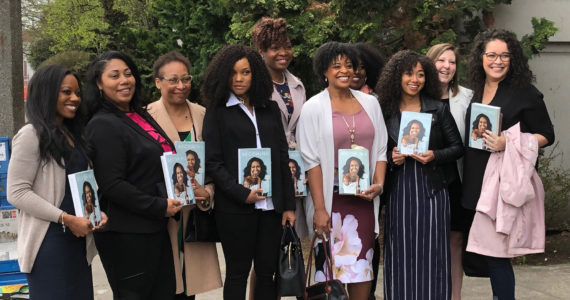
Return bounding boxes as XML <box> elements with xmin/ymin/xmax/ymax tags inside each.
<box><xmin>467</xmin><ymin>122</ymin><xmax>545</xmax><ymax>257</ymax></box>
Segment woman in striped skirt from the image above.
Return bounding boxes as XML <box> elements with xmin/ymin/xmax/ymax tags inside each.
<box><xmin>375</xmin><ymin>50</ymin><xmax>463</xmax><ymax>300</ymax></box>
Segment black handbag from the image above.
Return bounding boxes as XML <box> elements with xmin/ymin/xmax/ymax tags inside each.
<box><xmin>277</xmin><ymin>221</ymin><xmax>306</xmax><ymax>297</ymax></box>
<box><xmin>304</xmin><ymin>233</ymin><xmax>348</xmax><ymax>300</ymax></box>
<box><xmin>184</xmin><ymin>207</ymin><xmax>220</xmax><ymax>243</ymax></box>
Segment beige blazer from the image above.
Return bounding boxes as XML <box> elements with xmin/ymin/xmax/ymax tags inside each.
<box><xmin>7</xmin><ymin>124</ymin><xmax>97</xmax><ymax>273</ymax></box>
<box><xmin>147</xmin><ymin>98</ymin><xmax>222</xmax><ymax>296</ymax></box>
<box><xmin>271</xmin><ymin>69</ymin><xmax>306</xmax><ymax>148</ymax></box>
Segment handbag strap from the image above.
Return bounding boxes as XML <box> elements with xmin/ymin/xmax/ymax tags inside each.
<box><xmin>304</xmin><ymin>232</ymin><xmax>335</xmax><ymax>294</ymax></box>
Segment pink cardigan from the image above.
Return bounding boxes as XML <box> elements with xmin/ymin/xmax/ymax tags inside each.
<box><xmin>467</xmin><ymin>123</ymin><xmax>545</xmax><ymax>257</ymax></box>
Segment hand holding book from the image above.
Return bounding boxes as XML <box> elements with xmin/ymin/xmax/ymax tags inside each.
<box><xmin>245</xmin><ymin>188</ymin><xmax>267</xmax><ymax>204</ymax></box>
<box><xmin>482</xmin><ymin>130</ymin><xmax>506</xmax><ymax>152</ymax></box>
<box><xmin>410</xmin><ymin>150</ymin><xmax>435</xmax><ymax>164</ymax></box>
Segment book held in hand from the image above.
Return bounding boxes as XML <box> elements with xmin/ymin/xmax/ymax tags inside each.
<box><xmin>468</xmin><ymin>103</ymin><xmax>502</xmax><ymax>152</ymax></box>
<box><xmin>67</xmin><ymin>170</ymin><xmax>102</xmax><ymax>226</ymax></box>
<box><xmin>397</xmin><ymin>111</ymin><xmax>432</xmax><ymax>155</ymax></box>
<box><xmin>288</xmin><ymin>150</ymin><xmax>306</xmax><ymax>197</ymax></box>
<box><xmin>338</xmin><ymin>148</ymin><xmax>370</xmax><ymax>195</ymax></box>
<box><xmin>174</xmin><ymin>141</ymin><xmax>205</xmax><ymax>186</ymax></box>
<box><xmin>238</xmin><ymin>148</ymin><xmax>272</xmax><ymax>210</ymax></box>
<box><xmin>160</xmin><ymin>153</ymin><xmax>196</xmax><ymax>206</ymax></box>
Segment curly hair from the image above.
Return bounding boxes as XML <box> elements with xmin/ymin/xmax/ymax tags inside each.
<box><xmin>152</xmin><ymin>51</ymin><xmax>191</xmax><ymax>79</ymax></box>
<box><xmin>313</xmin><ymin>42</ymin><xmax>358</xmax><ymax>88</ymax></box>
<box><xmin>402</xmin><ymin>119</ymin><xmax>426</xmax><ymax>140</ymax></box>
<box><xmin>185</xmin><ymin>149</ymin><xmax>201</xmax><ymax>174</ymax></box>
<box><xmin>243</xmin><ymin>157</ymin><xmax>267</xmax><ymax>181</ymax></box>
<box><xmin>26</xmin><ymin>65</ymin><xmax>89</xmax><ymax>168</ymax></box>
<box><xmin>342</xmin><ymin>157</ymin><xmax>365</xmax><ymax>178</ymax></box>
<box><xmin>352</xmin><ymin>43</ymin><xmax>385</xmax><ymax>89</ymax></box>
<box><xmin>84</xmin><ymin>51</ymin><xmax>144</xmax><ymax>117</ymax></box>
<box><xmin>251</xmin><ymin>17</ymin><xmax>289</xmax><ymax>51</ymax></box>
<box><xmin>172</xmin><ymin>163</ymin><xmax>189</xmax><ymax>186</ymax></box>
<box><xmin>468</xmin><ymin>29</ymin><xmax>534</xmax><ymax>102</ymax></box>
<box><xmin>201</xmin><ymin>44</ymin><xmax>272</xmax><ymax>109</ymax></box>
<box><xmin>426</xmin><ymin>43</ymin><xmax>460</xmax><ymax>97</ymax></box>
<box><xmin>288</xmin><ymin>158</ymin><xmax>301</xmax><ymax>179</ymax></box>
<box><xmin>376</xmin><ymin>50</ymin><xmax>441</xmax><ymax>118</ymax></box>
<box><xmin>472</xmin><ymin>113</ymin><xmax>492</xmax><ymax>132</ymax></box>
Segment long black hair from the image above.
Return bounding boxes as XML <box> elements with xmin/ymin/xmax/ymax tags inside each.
<box><xmin>403</xmin><ymin>119</ymin><xmax>426</xmax><ymax>140</ymax></box>
<box><xmin>201</xmin><ymin>44</ymin><xmax>272</xmax><ymax>109</ymax></box>
<box><xmin>172</xmin><ymin>163</ymin><xmax>189</xmax><ymax>186</ymax></box>
<box><xmin>288</xmin><ymin>158</ymin><xmax>301</xmax><ymax>179</ymax></box>
<box><xmin>186</xmin><ymin>150</ymin><xmax>201</xmax><ymax>174</ymax></box>
<box><xmin>342</xmin><ymin>157</ymin><xmax>365</xmax><ymax>178</ymax></box>
<box><xmin>84</xmin><ymin>50</ymin><xmax>144</xmax><ymax>117</ymax></box>
<box><xmin>469</xmin><ymin>29</ymin><xmax>534</xmax><ymax>102</ymax></box>
<box><xmin>243</xmin><ymin>157</ymin><xmax>267</xmax><ymax>181</ymax></box>
<box><xmin>376</xmin><ymin>50</ymin><xmax>441</xmax><ymax>118</ymax></box>
<box><xmin>472</xmin><ymin>114</ymin><xmax>493</xmax><ymax>131</ymax></box>
<box><xmin>353</xmin><ymin>43</ymin><xmax>384</xmax><ymax>89</ymax></box>
<box><xmin>26</xmin><ymin>64</ymin><xmax>89</xmax><ymax>167</ymax></box>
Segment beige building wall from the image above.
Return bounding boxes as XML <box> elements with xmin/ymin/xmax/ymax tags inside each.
<box><xmin>494</xmin><ymin>0</ymin><xmax>570</xmax><ymax>168</ymax></box>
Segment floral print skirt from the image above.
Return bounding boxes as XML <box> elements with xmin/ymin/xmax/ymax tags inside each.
<box><xmin>314</xmin><ymin>191</ymin><xmax>375</xmax><ymax>283</ymax></box>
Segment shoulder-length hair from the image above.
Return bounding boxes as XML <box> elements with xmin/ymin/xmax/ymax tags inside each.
<box><xmin>352</xmin><ymin>43</ymin><xmax>385</xmax><ymax>89</ymax></box>
<box><xmin>251</xmin><ymin>17</ymin><xmax>290</xmax><ymax>51</ymax></box>
<box><xmin>342</xmin><ymin>157</ymin><xmax>365</xmax><ymax>178</ymax></box>
<box><xmin>468</xmin><ymin>29</ymin><xmax>534</xmax><ymax>102</ymax></box>
<box><xmin>313</xmin><ymin>42</ymin><xmax>358</xmax><ymax>88</ymax></box>
<box><xmin>376</xmin><ymin>50</ymin><xmax>441</xmax><ymax>118</ymax></box>
<box><xmin>426</xmin><ymin>43</ymin><xmax>460</xmax><ymax>97</ymax></box>
<box><xmin>186</xmin><ymin>150</ymin><xmax>201</xmax><ymax>174</ymax></box>
<box><xmin>172</xmin><ymin>163</ymin><xmax>189</xmax><ymax>186</ymax></box>
<box><xmin>403</xmin><ymin>119</ymin><xmax>426</xmax><ymax>140</ymax></box>
<box><xmin>26</xmin><ymin>64</ymin><xmax>89</xmax><ymax>168</ymax></box>
<box><xmin>201</xmin><ymin>44</ymin><xmax>272</xmax><ymax>109</ymax></box>
<box><xmin>82</xmin><ymin>181</ymin><xmax>96</xmax><ymax>206</ymax></box>
<box><xmin>243</xmin><ymin>157</ymin><xmax>267</xmax><ymax>181</ymax></box>
<box><xmin>472</xmin><ymin>114</ymin><xmax>493</xmax><ymax>131</ymax></box>
<box><xmin>84</xmin><ymin>51</ymin><xmax>144</xmax><ymax>117</ymax></box>
<box><xmin>288</xmin><ymin>158</ymin><xmax>301</xmax><ymax>179</ymax></box>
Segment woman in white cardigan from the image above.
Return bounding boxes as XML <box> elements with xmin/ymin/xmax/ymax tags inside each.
<box><xmin>426</xmin><ymin>43</ymin><xmax>473</xmax><ymax>300</ymax></box>
<box><xmin>7</xmin><ymin>65</ymin><xmax>106</xmax><ymax>299</ymax></box>
<box><xmin>296</xmin><ymin>42</ymin><xmax>387</xmax><ymax>300</ymax></box>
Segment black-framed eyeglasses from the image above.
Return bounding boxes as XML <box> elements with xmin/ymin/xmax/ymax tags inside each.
<box><xmin>483</xmin><ymin>52</ymin><xmax>511</xmax><ymax>62</ymax></box>
<box><xmin>160</xmin><ymin>75</ymin><xmax>192</xmax><ymax>85</ymax></box>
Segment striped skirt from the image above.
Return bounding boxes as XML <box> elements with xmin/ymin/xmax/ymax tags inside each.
<box><xmin>383</xmin><ymin>159</ymin><xmax>451</xmax><ymax>300</ymax></box>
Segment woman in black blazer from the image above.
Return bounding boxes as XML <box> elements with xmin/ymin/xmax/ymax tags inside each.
<box><xmin>85</xmin><ymin>51</ymin><xmax>182</xmax><ymax>300</ymax></box>
<box><xmin>202</xmin><ymin>44</ymin><xmax>296</xmax><ymax>300</ymax></box>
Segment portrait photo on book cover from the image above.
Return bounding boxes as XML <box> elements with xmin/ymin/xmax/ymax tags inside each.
<box><xmin>79</xmin><ymin>179</ymin><xmax>101</xmax><ymax>227</ymax></box>
<box><xmin>397</xmin><ymin>111</ymin><xmax>432</xmax><ymax>155</ymax></box>
<box><xmin>171</xmin><ymin>162</ymin><xmax>193</xmax><ymax>205</ymax></box>
<box><xmin>470</xmin><ymin>113</ymin><xmax>493</xmax><ymax>150</ymax></box>
<box><xmin>288</xmin><ymin>150</ymin><xmax>306</xmax><ymax>197</ymax></box>
<box><xmin>338</xmin><ymin>148</ymin><xmax>370</xmax><ymax>195</ymax></box>
<box><xmin>242</xmin><ymin>157</ymin><xmax>270</xmax><ymax>196</ymax></box>
<box><xmin>174</xmin><ymin>141</ymin><xmax>205</xmax><ymax>186</ymax></box>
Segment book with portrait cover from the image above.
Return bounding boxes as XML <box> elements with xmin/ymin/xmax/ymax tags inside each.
<box><xmin>397</xmin><ymin>111</ymin><xmax>432</xmax><ymax>155</ymax></box>
<box><xmin>174</xmin><ymin>141</ymin><xmax>205</xmax><ymax>186</ymax></box>
<box><xmin>238</xmin><ymin>148</ymin><xmax>272</xmax><ymax>199</ymax></box>
<box><xmin>338</xmin><ymin>148</ymin><xmax>370</xmax><ymax>195</ymax></box>
<box><xmin>288</xmin><ymin>150</ymin><xmax>306</xmax><ymax>197</ymax></box>
<box><xmin>67</xmin><ymin>170</ymin><xmax>102</xmax><ymax>226</ymax></box>
<box><xmin>160</xmin><ymin>153</ymin><xmax>196</xmax><ymax>206</ymax></box>
<box><xmin>469</xmin><ymin>103</ymin><xmax>502</xmax><ymax>152</ymax></box>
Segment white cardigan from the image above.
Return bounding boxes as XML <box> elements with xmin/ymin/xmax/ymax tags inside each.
<box><xmin>449</xmin><ymin>85</ymin><xmax>473</xmax><ymax>180</ymax></box>
<box><xmin>296</xmin><ymin>89</ymin><xmax>387</xmax><ymax>238</ymax></box>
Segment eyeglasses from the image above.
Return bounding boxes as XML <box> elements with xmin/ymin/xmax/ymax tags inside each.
<box><xmin>160</xmin><ymin>75</ymin><xmax>192</xmax><ymax>85</ymax></box>
<box><xmin>483</xmin><ymin>52</ymin><xmax>511</xmax><ymax>62</ymax></box>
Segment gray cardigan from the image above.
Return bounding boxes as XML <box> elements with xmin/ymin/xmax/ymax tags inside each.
<box><xmin>7</xmin><ymin>124</ymin><xmax>96</xmax><ymax>272</ymax></box>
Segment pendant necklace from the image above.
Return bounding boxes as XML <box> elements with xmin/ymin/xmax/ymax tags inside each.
<box><xmin>341</xmin><ymin>114</ymin><xmax>356</xmax><ymax>146</ymax></box>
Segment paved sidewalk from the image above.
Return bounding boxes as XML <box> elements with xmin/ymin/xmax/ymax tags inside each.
<box><xmin>93</xmin><ymin>245</ymin><xmax>570</xmax><ymax>299</ymax></box>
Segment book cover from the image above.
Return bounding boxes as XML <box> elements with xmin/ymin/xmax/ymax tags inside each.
<box><xmin>469</xmin><ymin>103</ymin><xmax>502</xmax><ymax>152</ymax></box>
<box><xmin>67</xmin><ymin>170</ymin><xmax>102</xmax><ymax>227</ymax></box>
<box><xmin>397</xmin><ymin>111</ymin><xmax>432</xmax><ymax>155</ymax></box>
<box><xmin>160</xmin><ymin>153</ymin><xmax>196</xmax><ymax>206</ymax></box>
<box><xmin>338</xmin><ymin>148</ymin><xmax>370</xmax><ymax>195</ymax></box>
<box><xmin>174</xmin><ymin>141</ymin><xmax>205</xmax><ymax>186</ymax></box>
<box><xmin>288</xmin><ymin>150</ymin><xmax>306</xmax><ymax>197</ymax></box>
<box><xmin>238</xmin><ymin>148</ymin><xmax>272</xmax><ymax>198</ymax></box>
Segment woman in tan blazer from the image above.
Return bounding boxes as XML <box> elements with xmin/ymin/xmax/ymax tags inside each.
<box><xmin>147</xmin><ymin>51</ymin><xmax>222</xmax><ymax>299</ymax></box>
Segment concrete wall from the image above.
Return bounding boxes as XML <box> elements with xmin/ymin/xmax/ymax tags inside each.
<box><xmin>494</xmin><ymin>0</ymin><xmax>570</xmax><ymax>168</ymax></box>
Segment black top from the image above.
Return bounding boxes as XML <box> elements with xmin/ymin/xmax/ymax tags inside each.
<box><xmin>384</xmin><ymin>96</ymin><xmax>463</xmax><ymax>195</ymax></box>
<box><xmin>203</xmin><ymin>100</ymin><xmax>295</xmax><ymax>214</ymax></box>
<box><xmin>462</xmin><ymin>83</ymin><xmax>555</xmax><ymax>210</ymax></box>
<box><xmin>86</xmin><ymin>101</ymin><xmax>174</xmax><ymax>233</ymax></box>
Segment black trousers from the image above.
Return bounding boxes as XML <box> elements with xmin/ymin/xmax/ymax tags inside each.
<box><xmin>94</xmin><ymin>230</ymin><xmax>176</xmax><ymax>300</ymax></box>
<box><xmin>216</xmin><ymin>209</ymin><xmax>283</xmax><ymax>300</ymax></box>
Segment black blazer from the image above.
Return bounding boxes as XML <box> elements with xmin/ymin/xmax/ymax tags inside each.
<box><xmin>86</xmin><ymin>101</ymin><xmax>174</xmax><ymax>233</ymax></box>
<box><xmin>203</xmin><ymin>100</ymin><xmax>295</xmax><ymax>214</ymax></box>
<box><xmin>385</xmin><ymin>96</ymin><xmax>463</xmax><ymax>193</ymax></box>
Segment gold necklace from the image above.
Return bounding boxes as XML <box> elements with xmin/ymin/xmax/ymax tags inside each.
<box><xmin>341</xmin><ymin>114</ymin><xmax>356</xmax><ymax>145</ymax></box>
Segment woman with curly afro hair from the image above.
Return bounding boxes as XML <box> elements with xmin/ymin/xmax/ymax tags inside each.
<box><xmin>376</xmin><ymin>49</ymin><xmax>463</xmax><ymax>300</ymax></box>
<box><xmin>201</xmin><ymin>44</ymin><xmax>296</xmax><ymax>300</ymax></box>
<box><xmin>462</xmin><ymin>29</ymin><xmax>555</xmax><ymax>300</ymax></box>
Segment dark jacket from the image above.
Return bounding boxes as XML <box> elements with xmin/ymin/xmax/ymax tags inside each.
<box><xmin>86</xmin><ymin>100</ymin><xmax>174</xmax><ymax>233</ymax></box>
<box><xmin>385</xmin><ymin>96</ymin><xmax>463</xmax><ymax>194</ymax></box>
<box><xmin>203</xmin><ymin>100</ymin><xmax>295</xmax><ymax>214</ymax></box>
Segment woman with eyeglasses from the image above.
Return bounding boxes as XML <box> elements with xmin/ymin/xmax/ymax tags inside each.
<box><xmin>462</xmin><ymin>29</ymin><xmax>554</xmax><ymax>300</ymax></box>
<box><xmin>147</xmin><ymin>51</ymin><xmax>223</xmax><ymax>299</ymax></box>
<box><xmin>85</xmin><ymin>51</ymin><xmax>183</xmax><ymax>299</ymax></box>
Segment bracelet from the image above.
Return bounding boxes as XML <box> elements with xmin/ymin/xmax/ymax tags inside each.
<box><xmin>60</xmin><ymin>212</ymin><xmax>66</xmax><ymax>233</ymax></box>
